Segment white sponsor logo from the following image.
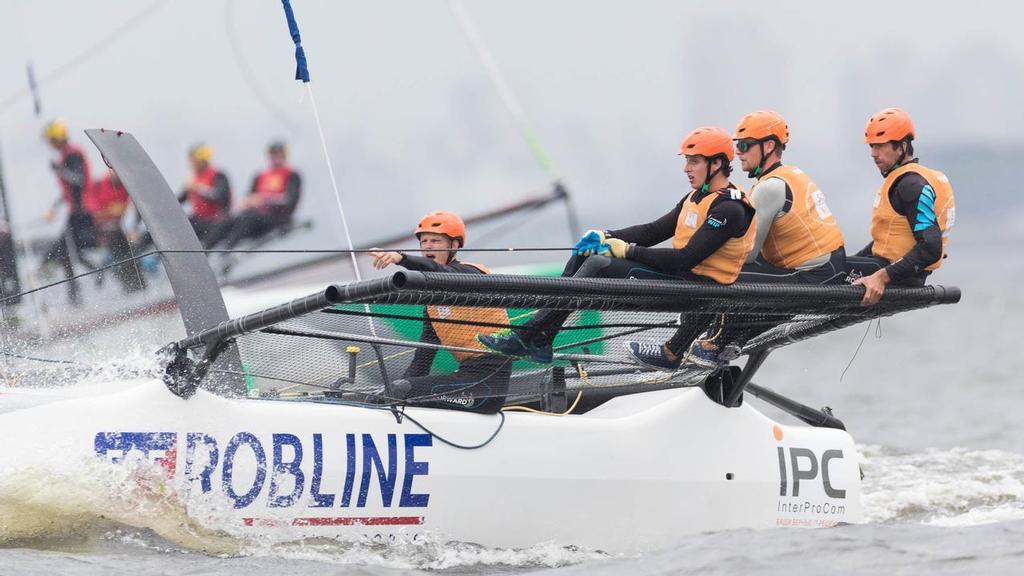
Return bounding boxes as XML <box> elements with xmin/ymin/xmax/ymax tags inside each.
<box><xmin>811</xmin><ymin>189</ymin><xmax>833</xmax><ymax>219</ymax></box>
<box><xmin>685</xmin><ymin>211</ymin><xmax>699</xmax><ymax>228</ymax></box>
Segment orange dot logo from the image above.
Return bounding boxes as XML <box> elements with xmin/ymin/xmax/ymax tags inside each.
<box><xmin>772</xmin><ymin>425</ymin><xmax>784</xmax><ymax>441</ymax></box>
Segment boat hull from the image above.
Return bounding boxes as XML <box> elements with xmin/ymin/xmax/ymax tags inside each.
<box><xmin>0</xmin><ymin>381</ymin><xmax>862</xmax><ymax>552</ymax></box>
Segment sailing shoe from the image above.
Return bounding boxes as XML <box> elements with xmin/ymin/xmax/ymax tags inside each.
<box><xmin>477</xmin><ymin>331</ymin><xmax>553</xmax><ymax>364</ymax></box>
<box><xmin>683</xmin><ymin>340</ymin><xmax>725</xmax><ymax>370</ymax></box>
<box><xmin>625</xmin><ymin>341</ymin><xmax>681</xmax><ymax>371</ymax></box>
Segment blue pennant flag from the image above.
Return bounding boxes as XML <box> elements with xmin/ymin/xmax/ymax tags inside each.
<box><xmin>281</xmin><ymin>0</ymin><xmax>310</xmax><ymax>82</ymax></box>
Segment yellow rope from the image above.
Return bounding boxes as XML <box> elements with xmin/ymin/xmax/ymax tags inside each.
<box><xmin>501</xmin><ymin>354</ymin><xmax>588</xmax><ymax>416</ymax></box>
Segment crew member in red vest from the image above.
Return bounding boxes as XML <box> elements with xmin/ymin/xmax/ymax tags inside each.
<box><xmin>849</xmin><ymin>108</ymin><xmax>955</xmax><ymax>305</ymax></box>
<box><xmin>478</xmin><ymin>126</ymin><xmax>756</xmax><ymax>369</ymax></box>
<box><xmin>205</xmin><ymin>141</ymin><xmax>301</xmax><ymax>249</ymax></box>
<box><xmin>86</xmin><ymin>171</ymin><xmax>145</xmax><ymax>293</ymax></box>
<box><xmin>131</xmin><ymin>143</ymin><xmax>231</xmax><ymax>251</ymax></box>
<box><xmin>368</xmin><ymin>211</ymin><xmax>511</xmax><ymax>413</ymax></box>
<box><xmin>179</xmin><ymin>143</ymin><xmax>231</xmax><ymax>246</ymax></box>
<box><xmin>627</xmin><ymin>112</ymin><xmax>849</xmax><ymax>370</ymax></box>
<box><xmin>40</xmin><ymin>119</ymin><xmax>97</xmax><ymax>305</ymax></box>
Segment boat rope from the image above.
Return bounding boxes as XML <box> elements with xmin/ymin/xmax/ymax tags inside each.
<box><xmin>839</xmin><ymin>318</ymin><xmax>881</xmax><ymax>382</ymax></box>
<box><xmin>397</xmin><ymin>408</ymin><xmax>506</xmax><ymax>450</ymax></box>
<box><xmin>280</xmin><ymin>0</ymin><xmax>376</xmax><ymax>337</ymax></box>
<box><xmin>0</xmin><ymin>349</ymin><xmax>78</xmax><ymax>365</ymax></box>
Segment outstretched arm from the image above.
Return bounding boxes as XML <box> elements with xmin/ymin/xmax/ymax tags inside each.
<box><xmin>607</xmin><ymin>199</ymin><xmax>685</xmax><ymax>247</ymax></box>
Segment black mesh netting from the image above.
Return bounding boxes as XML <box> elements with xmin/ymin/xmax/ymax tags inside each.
<box><xmin>182</xmin><ymin>272</ymin><xmax>960</xmax><ymax>413</ymax></box>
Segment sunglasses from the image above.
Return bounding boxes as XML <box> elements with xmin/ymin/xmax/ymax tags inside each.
<box><xmin>735</xmin><ymin>140</ymin><xmax>760</xmax><ymax>153</ymax></box>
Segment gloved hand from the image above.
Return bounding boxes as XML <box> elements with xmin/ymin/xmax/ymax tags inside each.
<box><xmin>604</xmin><ymin>237</ymin><xmax>631</xmax><ymax>259</ymax></box>
<box><xmin>573</xmin><ymin>229</ymin><xmax>606</xmax><ymax>256</ymax></box>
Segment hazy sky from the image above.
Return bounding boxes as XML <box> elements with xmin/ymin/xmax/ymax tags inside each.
<box><xmin>1</xmin><ymin>0</ymin><xmax>1021</xmax><ymax>249</ymax></box>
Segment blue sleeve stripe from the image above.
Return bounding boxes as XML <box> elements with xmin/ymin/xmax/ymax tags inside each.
<box><xmin>913</xmin><ymin>185</ymin><xmax>938</xmax><ymax>232</ymax></box>
<box><xmin>919</xmin><ymin>188</ymin><xmax>935</xmax><ymax>210</ymax></box>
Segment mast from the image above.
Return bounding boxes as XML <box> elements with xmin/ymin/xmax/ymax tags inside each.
<box><xmin>0</xmin><ymin>140</ymin><xmax>21</xmax><ymax>305</ymax></box>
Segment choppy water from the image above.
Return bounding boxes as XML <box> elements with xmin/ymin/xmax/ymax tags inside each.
<box><xmin>1</xmin><ymin>232</ymin><xmax>1021</xmax><ymax>575</ymax></box>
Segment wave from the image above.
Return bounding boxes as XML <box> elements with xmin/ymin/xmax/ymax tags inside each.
<box><xmin>861</xmin><ymin>444</ymin><xmax>1024</xmax><ymax>526</ymax></box>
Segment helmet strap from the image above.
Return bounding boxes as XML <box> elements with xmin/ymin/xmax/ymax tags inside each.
<box><xmin>885</xmin><ymin>140</ymin><xmax>909</xmax><ymax>176</ymax></box>
<box><xmin>445</xmin><ymin>237</ymin><xmax>460</xmax><ymax>265</ymax></box>
<box><xmin>701</xmin><ymin>160</ymin><xmax>715</xmax><ymax>194</ymax></box>
<box><xmin>748</xmin><ymin>140</ymin><xmax>774</xmax><ymax>179</ymax></box>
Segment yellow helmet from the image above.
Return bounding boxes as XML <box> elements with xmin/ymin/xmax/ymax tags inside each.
<box><xmin>189</xmin><ymin>143</ymin><xmax>213</xmax><ymax>163</ymax></box>
<box><xmin>43</xmin><ymin>119</ymin><xmax>68</xmax><ymax>142</ymax></box>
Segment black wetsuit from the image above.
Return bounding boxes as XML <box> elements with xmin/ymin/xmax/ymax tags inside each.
<box><xmin>41</xmin><ymin>149</ymin><xmax>97</xmax><ymax>304</ymax></box>
<box><xmin>132</xmin><ymin>172</ymin><xmax>231</xmax><ymax>251</ymax></box>
<box><xmin>394</xmin><ymin>254</ymin><xmax>512</xmax><ymax>413</ymax></box>
<box><xmin>205</xmin><ymin>171</ymin><xmax>301</xmax><ymax>249</ymax></box>
<box><xmin>847</xmin><ymin>159</ymin><xmax>944</xmax><ymax>287</ymax></box>
<box><xmin>513</xmin><ymin>187</ymin><xmax>755</xmax><ymax>353</ymax></box>
<box><xmin>739</xmin><ymin>248</ymin><xmax>847</xmax><ymax>284</ymax></box>
<box><xmin>0</xmin><ymin>226</ymin><xmax>18</xmax><ymax>304</ymax></box>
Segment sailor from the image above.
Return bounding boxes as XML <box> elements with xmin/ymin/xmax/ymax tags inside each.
<box><xmin>85</xmin><ymin>171</ymin><xmax>145</xmax><ymax>293</ymax></box>
<box><xmin>205</xmin><ymin>141</ymin><xmax>301</xmax><ymax>249</ymax></box>
<box><xmin>180</xmin><ymin>143</ymin><xmax>231</xmax><ymax>247</ymax></box>
<box><xmin>368</xmin><ymin>211</ymin><xmax>511</xmax><ymax>413</ymax></box>
<box><xmin>131</xmin><ymin>143</ymin><xmax>231</xmax><ymax>251</ymax></box>
<box><xmin>626</xmin><ymin>111</ymin><xmax>846</xmax><ymax>369</ymax></box>
<box><xmin>478</xmin><ymin>126</ymin><xmax>756</xmax><ymax>366</ymax></box>
<box><xmin>39</xmin><ymin>119</ymin><xmax>98</xmax><ymax>305</ymax></box>
<box><xmin>849</xmin><ymin>108</ymin><xmax>955</xmax><ymax>305</ymax></box>
<box><xmin>0</xmin><ymin>221</ymin><xmax>18</xmax><ymax>306</ymax></box>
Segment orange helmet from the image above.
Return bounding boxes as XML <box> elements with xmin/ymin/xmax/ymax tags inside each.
<box><xmin>415</xmin><ymin>211</ymin><xmax>466</xmax><ymax>245</ymax></box>
<box><xmin>678</xmin><ymin>126</ymin><xmax>734</xmax><ymax>161</ymax></box>
<box><xmin>734</xmin><ymin>110</ymin><xmax>789</xmax><ymax>144</ymax></box>
<box><xmin>864</xmin><ymin>108</ymin><xmax>915</xmax><ymax>144</ymax></box>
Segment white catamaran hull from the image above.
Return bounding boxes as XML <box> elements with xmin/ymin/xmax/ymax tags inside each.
<box><xmin>0</xmin><ymin>380</ymin><xmax>861</xmax><ymax>552</ymax></box>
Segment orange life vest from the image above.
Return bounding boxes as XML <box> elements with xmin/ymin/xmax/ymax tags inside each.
<box><xmin>870</xmin><ymin>163</ymin><xmax>955</xmax><ymax>272</ymax></box>
<box><xmin>252</xmin><ymin>166</ymin><xmax>296</xmax><ymax>217</ymax></box>
<box><xmin>758</xmin><ymin>165</ymin><xmax>844</xmax><ymax>269</ymax></box>
<box><xmin>426</xmin><ymin>262</ymin><xmax>510</xmax><ymax>362</ymax></box>
<box><xmin>56</xmin><ymin>143</ymin><xmax>91</xmax><ymax>213</ymax></box>
<box><xmin>187</xmin><ymin>168</ymin><xmax>230</xmax><ymax>221</ymax></box>
<box><xmin>672</xmin><ymin>185</ymin><xmax>756</xmax><ymax>284</ymax></box>
<box><xmin>83</xmin><ymin>175</ymin><xmax>129</xmax><ymax>227</ymax></box>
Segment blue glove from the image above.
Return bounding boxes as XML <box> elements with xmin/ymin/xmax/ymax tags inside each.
<box><xmin>573</xmin><ymin>229</ymin><xmax>606</xmax><ymax>256</ymax></box>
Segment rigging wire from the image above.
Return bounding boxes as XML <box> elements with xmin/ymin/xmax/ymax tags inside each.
<box><xmin>448</xmin><ymin>0</ymin><xmax>555</xmax><ymax>179</ymax></box>
<box><xmin>278</xmin><ymin>1</ymin><xmax>376</xmax><ymax>338</ymax></box>
<box><xmin>839</xmin><ymin>318</ymin><xmax>875</xmax><ymax>382</ymax></box>
<box><xmin>448</xmin><ymin>0</ymin><xmax>581</xmax><ymax>238</ymax></box>
<box><xmin>224</xmin><ymin>0</ymin><xmax>300</xmax><ymax>134</ymax></box>
<box><xmin>0</xmin><ymin>0</ymin><xmax>171</xmax><ymax>117</ymax></box>
<box><xmin>0</xmin><ymin>245</ymin><xmax>577</xmax><ymax>306</ymax></box>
